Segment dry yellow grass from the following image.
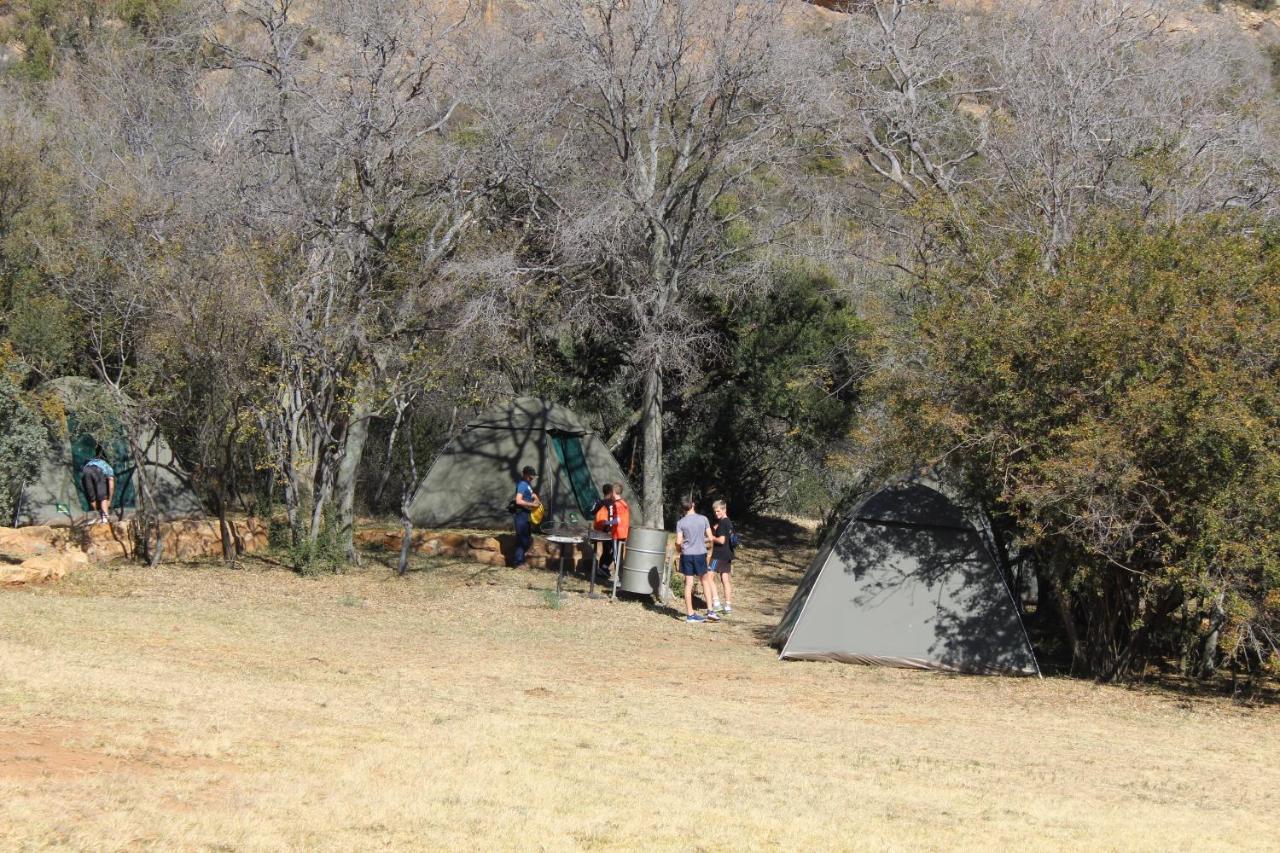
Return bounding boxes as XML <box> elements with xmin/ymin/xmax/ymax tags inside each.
<box><xmin>1</xmin><ymin>534</ymin><xmax>1278</xmax><ymax>851</ymax></box>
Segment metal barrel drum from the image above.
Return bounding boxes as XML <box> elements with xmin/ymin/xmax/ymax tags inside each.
<box><xmin>621</xmin><ymin>526</ymin><xmax>668</xmax><ymax>596</ymax></box>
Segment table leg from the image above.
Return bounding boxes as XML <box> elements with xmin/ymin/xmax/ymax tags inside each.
<box><xmin>611</xmin><ymin>541</ymin><xmax>623</xmax><ymax>601</ymax></box>
<box><xmin>587</xmin><ymin>541</ymin><xmax>597</xmax><ymax>598</ymax></box>
<box><xmin>556</xmin><ymin>543</ymin><xmax>567</xmax><ymax>599</ymax></box>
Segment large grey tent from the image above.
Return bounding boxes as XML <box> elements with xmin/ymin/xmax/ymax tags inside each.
<box><xmin>14</xmin><ymin>377</ymin><xmax>205</xmax><ymax>527</ymax></box>
<box><xmin>773</xmin><ymin>481</ymin><xmax>1039</xmax><ymax>676</ymax></box>
<box><xmin>407</xmin><ymin>397</ymin><xmax>639</xmax><ymax>530</ymax></box>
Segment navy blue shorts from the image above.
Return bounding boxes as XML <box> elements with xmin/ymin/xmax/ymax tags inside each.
<box><xmin>679</xmin><ymin>553</ymin><xmax>709</xmax><ymax>577</ymax></box>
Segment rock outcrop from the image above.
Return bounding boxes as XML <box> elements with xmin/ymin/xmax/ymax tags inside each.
<box><xmin>0</xmin><ymin>526</ymin><xmax>89</xmax><ymax>585</ymax></box>
<box><xmin>0</xmin><ymin>516</ymin><xmax>271</xmax><ymax>586</ymax></box>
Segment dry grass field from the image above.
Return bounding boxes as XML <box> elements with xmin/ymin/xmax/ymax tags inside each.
<box><xmin>2</xmin><ymin>526</ymin><xmax>1278</xmax><ymax>851</ymax></box>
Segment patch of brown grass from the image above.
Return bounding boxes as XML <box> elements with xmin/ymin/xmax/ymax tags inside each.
<box><xmin>1</xmin><ymin>539</ymin><xmax>1277</xmax><ymax>850</ymax></box>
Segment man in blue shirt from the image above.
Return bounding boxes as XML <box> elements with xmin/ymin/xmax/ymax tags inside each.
<box><xmin>81</xmin><ymin>446</ymin><xmax>116</xmax><ymax>525</ymax></box>
<box><xmin>512</xmin><ymin>466</ymin><xmax>541</xmax><ymax>569</ymax></box>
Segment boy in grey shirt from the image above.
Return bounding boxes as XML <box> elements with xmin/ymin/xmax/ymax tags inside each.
<box><xmin>675</xmin><ymin>497</ymin><xmax>720</xmax><ymax>623</ymax></box>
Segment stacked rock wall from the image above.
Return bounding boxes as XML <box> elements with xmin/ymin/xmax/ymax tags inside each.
<box><xmin>0</xmin><ymin>516</ymin><xmax>270</xmax><ymax>585</ymax></box>
<box><xmin>78</xmin><ymin>517</ymin><xmax>270</xmax><ymax>563</ymax></box>
<box><xmin>354</xmin><ymin>528</ymin><xmax>593</xmax><ymax>572</ymax></box>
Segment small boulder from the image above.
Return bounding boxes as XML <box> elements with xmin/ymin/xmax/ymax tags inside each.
<box><xmin>80</xmin><ymin>521</ymin><xmax>136</xmax><ymax>562</ymax></box>
<box><xmin>467</xmin><ymin>535</ymin><xmax>501</xmax><ymax>552</ymax></box>
<box><xmin>0</xmin><ymin>550</ymin><xmax>88</xmax><ymax>586</ymax></box>
<box><xmin>0</xmin><ymin>526</ymin><xmax>73</xmax><ymax>562</ymax></box>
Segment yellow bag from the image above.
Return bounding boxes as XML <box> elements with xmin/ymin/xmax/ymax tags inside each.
<box><xmin>530</xmin><ymin>502</ymin><xmax>546</xmax><ymax>526</ymax></box>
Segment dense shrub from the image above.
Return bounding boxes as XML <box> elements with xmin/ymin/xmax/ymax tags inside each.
<box><xmin>868</xmin><ymin>218</ymin><xmax>1280</xmax><ymax>679</ymax></box>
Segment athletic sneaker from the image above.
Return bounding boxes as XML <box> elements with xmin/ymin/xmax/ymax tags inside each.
<box><xmin>685</xmin><ymin>613</ymin><xmax>706</xmax><ymax>623</ymax></box>
<box><xmin>723</xmin><ymin>605</ymin><xmax>733</xmax><ymax>615</ymax></box>
<box><xmin>705</xmin><ymin>610</ymin><xmax>721</xmax><ymax>622</ymax></box>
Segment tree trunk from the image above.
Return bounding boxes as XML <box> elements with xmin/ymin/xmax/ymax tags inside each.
<box><xmin>640</xmin><ymin>361</ymin><xmax>664</xmax><ymax>528</ymax></box>
<box><xmin>218</xmin><ymin>507</ymin><xmax>237</xmax><ymax>565</ymax></box>
<box><xmin>371</xmin><ymin>404</ymin><xmax>404</xmax><ymax>508</ymax></box>
<box><xmin>1044</xmin><ymin>567</ymin><xmax>1084</xmax><ymax>673</ymax></box>
<box><xmin>335</xmin><ymin>397</ymin><xmax>373</xmax><ymax>564</ymax></box>
<box><xmin>1199</xmin><ymin>591</ymin><xmax>1227</xmax><ymax>679</ymax></box>
<box><xmin>398</xmin><ymin>509</ymin><xmax>413</xmax><ymax>577</ymax></box>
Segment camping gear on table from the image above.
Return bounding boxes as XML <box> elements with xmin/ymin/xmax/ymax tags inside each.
<box><xmin>542</xmin><ymin>529</ymin><xmax>626</xmax><ymax>601</ymax></box>
<box><xmin>619</xmin><ymin>526</ymin><xmax>669</xmax><ymax>598</ymax></box>
<box><xmin>544</xmin><ymin>533</ymin><xmax>585</xmax><ymax>600</ymax></box>
<box><xmin>772</xmin><ymin>480</ymin><xmax>1039</xmax><ymax>676</ymax></box>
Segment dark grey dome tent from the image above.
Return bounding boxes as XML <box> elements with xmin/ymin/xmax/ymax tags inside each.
<box><xmin>14</xmin><ymin>377</ymin><xmax>204</xmax><ymax>527</ymax></box>
<box><xmin>772</xmin><ymin>481</ymin><xmax>1039</xmax><ymax>676</ymax></box>
<box><xmin>407</xmin><ymin>397</ymin><xmax>640</xmax><ymax>530</ymax></box>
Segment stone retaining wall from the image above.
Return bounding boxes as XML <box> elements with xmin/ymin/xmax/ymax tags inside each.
<box><xmin>79</xmin><ymin>517</ymin><xmax>271</xmax><ymax>563</ymax></box>
<box><xmin>0</xmin><ymin>516</ymin><xmax>270</xmax><ymax>585</ymax></box>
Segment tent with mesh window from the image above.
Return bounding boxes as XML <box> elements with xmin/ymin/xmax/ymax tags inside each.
<box><xmin>771</xmin><ymin>480</ymin><xmax>1039</xmax><ymax>676</ymax></box>
<box><xmin>13</xmin><ymin>377</ymin><xmax>204</xmax><ymax>527</ymax></box>
<box><xmin>407</xmin><ymin>397</ymin><xmax>640</xmax><ymax>531</ymax></box>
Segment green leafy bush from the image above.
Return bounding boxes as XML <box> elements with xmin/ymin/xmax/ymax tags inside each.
<box><xmin>0</xmin><ymin>346</ymin><xmax>49</xmax><ymax>523</ymax></box>
<box><xmin>869</xmin><ymin>217</ymin><xmax>1280</xmax><ymax>679</ymax></box>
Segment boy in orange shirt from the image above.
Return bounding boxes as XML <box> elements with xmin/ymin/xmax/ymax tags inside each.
<box><xmin>593</xmin><ymin>484</ymin><xmax>618</xmax><ymax>580</ymax></box>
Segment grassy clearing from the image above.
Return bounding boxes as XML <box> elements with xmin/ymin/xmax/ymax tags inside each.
<box><xmin>1</xmin><ymin>532</ymin><xmax>1277</xmax><ymax>851</ymax></box>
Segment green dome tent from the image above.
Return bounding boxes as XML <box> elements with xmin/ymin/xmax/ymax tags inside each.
<box><xmin>407</xmin><ymin>397</ymin><xmax>640</xmax><ymax>531</ymax></box>
<box><xmin>772</xmin><ymin>480</ymin><xmax>1039</xmax><ymax>676</ymax></box>
<box><xmin>13</xmin><ymin>378</ymin><xmax>204</xmax><ymax>527</ymax></box>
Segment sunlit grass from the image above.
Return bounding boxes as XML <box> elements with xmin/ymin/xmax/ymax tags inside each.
<box><xmin>0</xmin><ymin>544</ymin><xmax>1276</xmax><ymax>850</ymax></box>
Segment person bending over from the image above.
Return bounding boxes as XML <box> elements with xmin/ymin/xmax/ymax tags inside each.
<box><xmin>81</xmin><ymin>446</ymin><xmax>115</xmax><ymax>525</ymax></box>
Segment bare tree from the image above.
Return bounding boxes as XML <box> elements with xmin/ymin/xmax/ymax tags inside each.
<box><xmin>202</xmin><ymin>0</ymin><xmax>495</xmax><ymax>559</ymax></box>
<box><xmin>839</xmin><ymin>0</ymin><xmax>1278</xmax><ymax>266</ymax></box>
<box><xmin>501</xmin><ymin>0</ymin><xmax>817</xmax><ymax>525</ymax></box>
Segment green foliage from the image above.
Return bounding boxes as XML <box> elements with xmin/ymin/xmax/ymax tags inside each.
<box><xmin>1</xmin><ymin>0</ymin><xmax>185</xmax><ymax>79</ymax></box>
<box><xmin>669</xmin><ymin>569</ymin><xmax>684</xmax><ymax>599</ymax></box>
<box><xmin>111</xmin><ymin>0</ymin><xmax>183</xmax><ymax>35</ymax></box>
<box><xmin>665</xmin><ymin>264</ymin><xmax>869</xmax><ymax>515</ymax></box>
<box><xmin>1</xmin><ymin>0</ymin><xmax>101</xmax><ymax>80</ymax></box>
<box><xmin>0</xmin><ymin>345</ymin><xmax>48</xmax><ymax>522</ymax></box>
<box><xmin>0</xmin><ymin>125</ymin><xmax>84</xmax><ymax>380</ymax></box>
<box><xmin>4</xmin><ymin>282</ymin><xmax>75</xmax><ymax>378</ymax></box>
<box><xmin>869</xmin><ymin>217</ymin><xmax>1280</xmax><ymax>678</ymax></box>
<box><xmin>290</xmin><ymin>503</ymin><xmax>345</xmax><ymax>576</ymax></box>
